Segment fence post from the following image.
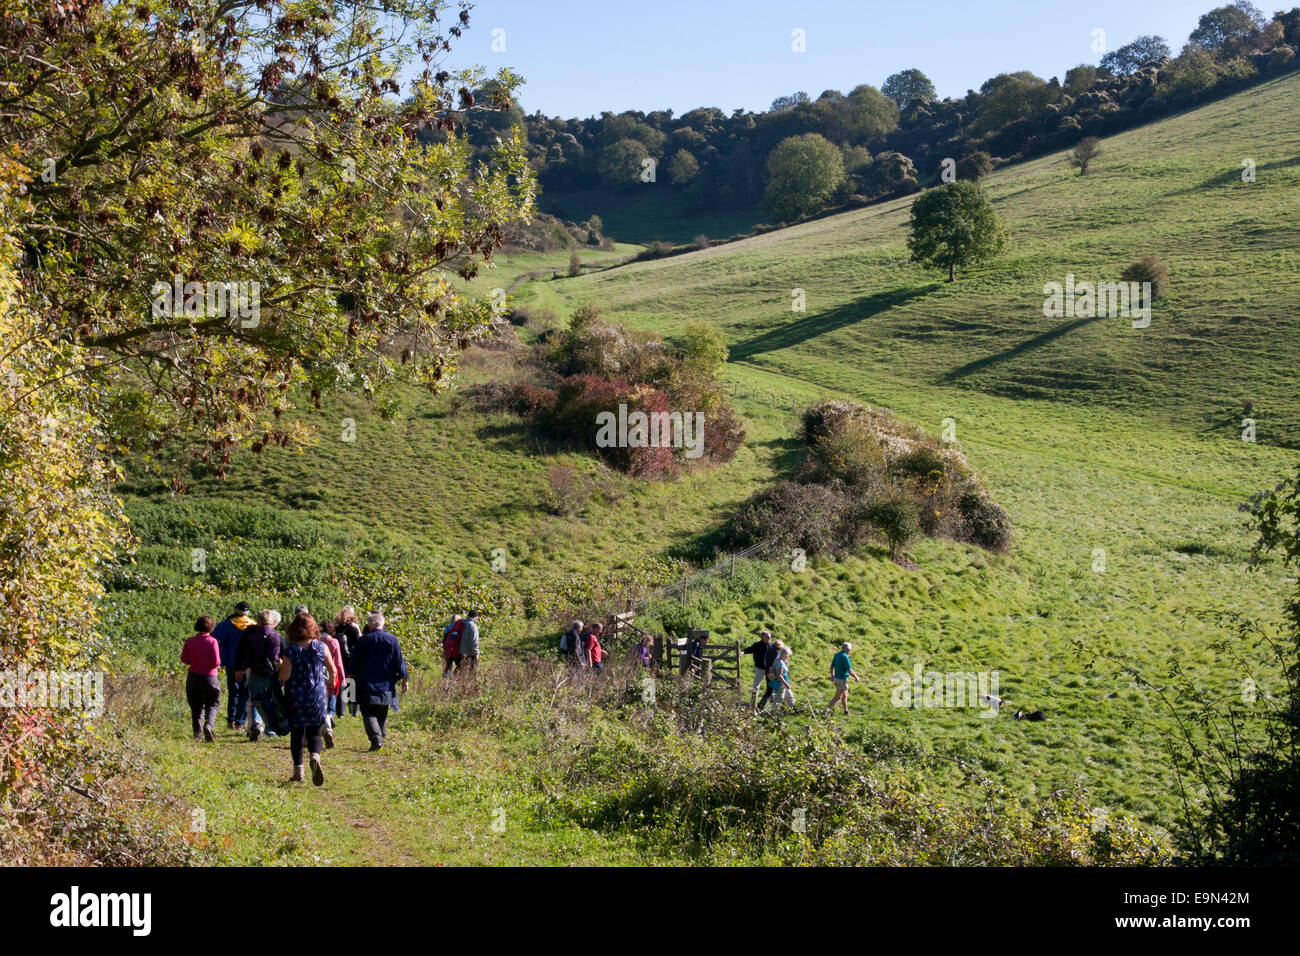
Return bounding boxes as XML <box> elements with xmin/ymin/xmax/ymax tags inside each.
<box><xmin>730</xmin><ymin>554</ymin><xmax>735</xmax><ymax>578</ymax></box>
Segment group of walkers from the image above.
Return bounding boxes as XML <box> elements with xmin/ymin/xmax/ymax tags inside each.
<box><xmin>182</xmin><ymin>600</ymin><xmax>865</xmax><ymax>782</ymax></box>
<box><xmin>558</xmin><ymin>620</ymin><xmax>611</xmax><ymax>670</ymax></box>
<box><xmin>439</xmin><ymin>611</ymin><xmax>482</xmax><ymax>675</ymax></box>
<box><xmin>181</xmin><ymin>601</ymin><xmax>423</xmax><ymax>785</ymax></box>
<box><xmin>741</xmin><ymin>630</ymin><xmax>862</xmax><ymax>715</ymax></box>
<box><xmin>554</xmin><ymin>619</ymin><xmax>864</xmax><ymax>716</ymax></box>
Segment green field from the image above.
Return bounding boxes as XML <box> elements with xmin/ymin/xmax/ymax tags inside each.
<box><xmin>110</xmin><ymin>72</ymin><xmax>1300</xmax><ymax>863</ymax></box>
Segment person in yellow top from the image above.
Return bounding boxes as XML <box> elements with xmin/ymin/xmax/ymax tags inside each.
<box><xmin>211</xmin><ymin>601</ymin><xmax>256</xmax><ymax>729</ymax></box>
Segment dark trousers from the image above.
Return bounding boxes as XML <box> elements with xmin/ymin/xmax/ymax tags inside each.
<box><xmin>186</xmin><ymin>674</ymin><xmax>220</xmax><ymax>737</ymax></box>
<box><xmin>360</xmin><ymin>704</ymin><xmax>389</xmax><ymax>744</ymax></box>
<box><xmin>226</xmin><ymin>670</ymin><xmax>248</xmax><ymax>724</ymax></box>
<box><xmin>460</xmin><ymin>654</ymin><xmax>478</xmax><ymax>672</ymax></box>
<box><xmin>290</xmin><ymin>725</ymin><xmax>324</xmax><ymax>765</ymax></box>
<box><xmin>442</xmin><ymin>655</ymin><xmax>460</xmax><ymax>676</ymax></box>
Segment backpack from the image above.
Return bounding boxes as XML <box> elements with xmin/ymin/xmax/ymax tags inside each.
<box><xmin>443</xmin><ymin>619</ymin><xmax>465</xmax><ymax>658</ymax></box>
<box><xmin>250</xmin><ymin>639</ymin><xmax>279</xmax><ymax>679</ymax></box>
<box><xmin>559</xmin><ymin>630</ymin><xmax>571</xmax><ymax>652</ymax></box>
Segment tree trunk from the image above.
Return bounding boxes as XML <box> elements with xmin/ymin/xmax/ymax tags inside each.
<box><xmin>949</xmin><ymin>260</ymin><xmax>956</xmax><ymax>282</ymax></box>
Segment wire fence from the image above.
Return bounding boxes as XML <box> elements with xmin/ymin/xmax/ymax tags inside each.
<box><xmin>627</xmin><ymin>536</ymin><xmax>782</xmax><ymax>615</ymax></box>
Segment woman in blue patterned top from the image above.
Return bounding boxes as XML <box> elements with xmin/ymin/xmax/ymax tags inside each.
<box><xmin>277</xmin><ymin>612</ymin><xmax>338</xmax><ymax>786</ymax></box>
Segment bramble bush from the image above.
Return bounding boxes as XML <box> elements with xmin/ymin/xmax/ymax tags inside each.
<box><xmin>500</xmin><ymin>305</ymin><xmax>745</xmax><ymax>478</ymax></box>
<box><xmin>735</xmin><ymin>399</ymin><xmax>1011</xmax><ymax>558</ymax></box>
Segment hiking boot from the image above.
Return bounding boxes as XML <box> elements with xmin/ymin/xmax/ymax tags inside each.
<box><xmin>290</xmin><ymin>765</ymin><xmax>303</xmax><ymax>783</ymax></box>
<box><xmin>192</xmin><ymin>732</ymin><xmax>201</xmax><ymax>741</ymax></box>
<box><xmin>323</xmin><ymin>723</ymin><xmax>335</xmax><ymax>749</ymax></box>
<box><xmin>203</xmin><ymin>728</ymin><xmax>215</xmax><ymax>743</ymax></box>
<box><xmin>368</xmin><ymin>740</ymin><xmax>381</xmax><ymax>752</ymax></box>
<box><xmin>249</xmin><ymin>724</ymin><xmax>262</xmax><ymax>741</ymax></box>
<box><xmin>310</xmin><ymin>754</ymin><xmax>324</xmax><ymax>787</ymax></box>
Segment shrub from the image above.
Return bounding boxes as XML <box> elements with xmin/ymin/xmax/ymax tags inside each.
<box><xmin>692</xmin><ymin>233</ymin><xmax>711</xmax><ymax>250</ymax></box>
<box><xmin>1120</xmin><ymin>254</ymin><xmax>1169</xmax><ymax>300</ymax></box>
<box><xmin>864</xmin><ymin>495</ymin><xmax>922</xmax><ymax>557</ymax></box>
<box><xmin>568</xmin><ymin>249</ymin><xmax>582</xmax><ymax>277</ymax></box>
<box><xmin>508</xmin><ymin>383</ymin><xmax>558</xmax><ymax>418</ymax></box>
<box><xmin>732</xmin><ymin>480</ymin><xmax>855</xmax><ymax>556</ymax></box>
<box><xmin>570</xmin><ymin>320</ymin><xmax>633</xmax><ymax>375</ymax></box>
<box><xmin>701</xmin><ymin>404</ymin><xmax>746</xmax><ymax>464</ymax></box>
<box><xmin>543</xmin><ymin>464</ymin><xmax>590</xmax><ymax>516</ymax></box>
<box><xmin>891</xmin><ymin>444</ymin><xmax>952</xmax><ymax>481</ymax></box>
<box><xmin>956</xmin><ymin>150</ymin><xmax>994</xmax><ymax>181</ymax></box>
<box><xmin>958</xmin><ymin>491</ymin><xmax>1013</xmax><ymax>552</ymax></box>
<box><xmin>800</xmin><ymin>413</ymin><xmax>890</xmax><ymax>493</ymax></box>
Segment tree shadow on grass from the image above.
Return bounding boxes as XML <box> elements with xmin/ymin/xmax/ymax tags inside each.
<box><xmin>755</xmin><ymin>435</ymin><xmax>805</xmax><ymax>474</ymax></box>
<box><xmin>474</xmin><ymin>418</ymin><xmax>540</xmax><ymax>449</ymax></box>
<box><xmin>728</xmin><ymin>284</ymin><xmax>938</xmax><ymax>362</ymax></box>
<box><xmin>938</xmin><ymin>315</ymin><xmax>1102</xmax><ymax>383</ymax></box>
<box><xmin>1163</xmin><ymin>155</ymin><xmax>1300</xmax><ymax>196</ymax></box>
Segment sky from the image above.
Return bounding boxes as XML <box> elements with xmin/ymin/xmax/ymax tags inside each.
<box><xmin>446</xmin><ymin>0</ymin><xmax>1216</xmax><ymax>118</ymax></box>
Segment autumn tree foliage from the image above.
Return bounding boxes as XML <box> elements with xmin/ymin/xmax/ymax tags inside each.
<box><xmin>5</xmin><ymin>0</ymin><xmax>535</xmax><ymax>477</ymax></box>
<box><xmin>0</xmin><ymin>0</ymin><xmax>534</xmax><ymax>860</ymax></box>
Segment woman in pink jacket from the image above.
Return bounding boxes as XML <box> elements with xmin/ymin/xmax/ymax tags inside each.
<box><xmin>181</xmin><ymin>616</ymin><xmax>222</xmax><ymax>742</ymax></box>
<box><xmin>586</xmin><ymin>623</ymin><xmax>605</xmax><ymax>672</ymax></box>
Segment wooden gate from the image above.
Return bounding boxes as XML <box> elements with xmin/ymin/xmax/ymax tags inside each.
<box><xmin>659</xmin><ymin>629</ymin><xmax>741</xmax><ymax>688</ymax></box>
<box><xmin>606</xmin><ymin>614</ymin><xmax>742</xmax><ymax>688</ymax></box>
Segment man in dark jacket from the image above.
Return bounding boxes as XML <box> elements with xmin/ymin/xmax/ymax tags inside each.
<box><xmin>686</xmin><ymin>630</ymin><xmax>710</xmax><ymax>678</ymax></box>
<box><xmin>561</xmin><ymin>620</ymin><xmax>583</xmax><ymax>666</ymax></box>
<box><xmin>233</xmin><ymin>609</ymin><xmax>283</xmax><ymax>740</ymax></box>
<box><xmin>212</xmin><ymin>601</ymin><xmax>255</xmax><ymax>728</ymax></box>
<box><xmin>742</xmin><ymin>629</ymin><xmax>777</xmax><ymax>710</ymax></box>
<box><xmin>350</xmin><ymin>612</ymin><xmax>409</xmax><ymax>751</ymax></box>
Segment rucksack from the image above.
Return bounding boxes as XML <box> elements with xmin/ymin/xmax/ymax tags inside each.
<box><xmin>251</xmin><ymin>640</ymin><xmax>278</xmax><ymax>679</ymax></box>
<box><xmin>443</xmin><ymin>619</ymin><xmax>465</xmax><ymax>658</ymax></box>
<box><xmin>559</xmin><ymin>630</ymin><xmax>571</xmax><ymax>652</ymax></box>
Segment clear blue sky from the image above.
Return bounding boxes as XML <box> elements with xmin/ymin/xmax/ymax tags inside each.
<box><xmin>449</xmin><ymin>0</ymin><xmax>1212</xmax><ymax>118</ymax></box>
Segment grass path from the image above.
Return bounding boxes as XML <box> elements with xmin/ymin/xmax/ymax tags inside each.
<box><xmin>132</xmin><ymin>678</ymin><xmax>650</xmax><ymax>865</ymax></box>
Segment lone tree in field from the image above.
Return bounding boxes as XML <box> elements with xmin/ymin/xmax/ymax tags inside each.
<box><xmin>1070</xmin><ymin>137</ymin><xmax>1102</xmax><ymax>175</ymax></box>
<box><xmin>762</xmin><ymin>134</ymin><xmax>846</xmax><ymax>222</ymax></box>
<box><xmin>907</xmin><ymin>181</ymin><xmax>1007</xmax><ymax>282</ymax></box>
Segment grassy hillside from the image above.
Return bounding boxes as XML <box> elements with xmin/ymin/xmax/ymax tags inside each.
<box><xmin>564</xmin><ymin>72</ymin><xmax>1300</xmax><ymax>446</ymax></box>
<box><xmin>108</xmin><ymin>73</ymin><xmax>1300</xmax><ymax>857</ymax></box>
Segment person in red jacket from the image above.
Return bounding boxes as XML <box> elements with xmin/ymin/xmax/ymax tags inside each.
<box><xmin>585</xmin><ymin>622</ymin><xmax>605</xmax><ymax>672</ymax></box>
<box><xmin>181</xmin><ymin>616</ymin><xmax>222</xmax><ymax>742</ymax></box>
